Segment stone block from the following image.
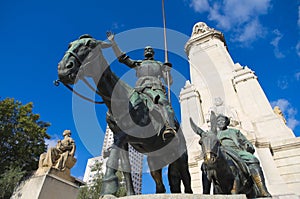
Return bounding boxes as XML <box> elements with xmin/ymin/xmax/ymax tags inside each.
<box><xmin>102</xmin><ymin>193</ymin><xmax>300</xmax><ymax>199</ymax></box>
<box><xmin>103</xmin><ymin>194</ymin><xmax>248</xmax><ymax>199</ymax></box>
<box><xmin>11</xmin><ymin>170</ymin><xmax>83</xmax><ymax>199</ymax></box>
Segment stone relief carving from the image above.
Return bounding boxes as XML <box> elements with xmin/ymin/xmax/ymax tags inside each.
<box><xmin>192</xmin><ymin>22</ymin><xmax>213</xmax><ymax>36</ymax></box>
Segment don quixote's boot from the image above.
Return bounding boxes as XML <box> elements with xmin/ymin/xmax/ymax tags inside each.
<box><xmin>251</xmin><ymin>168</ymin><xmax>272</xmax><ymax>197</ymax></box>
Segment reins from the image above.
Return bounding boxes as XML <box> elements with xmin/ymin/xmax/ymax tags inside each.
<box><xmin>54</xmin><ymin>79</ymin><xmax>105</xmax><ymax>104</ymax></box>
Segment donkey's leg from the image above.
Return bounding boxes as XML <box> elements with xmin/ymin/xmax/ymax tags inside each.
<box><xmin>201</xmin><ymin>164</ymin><xmax>212</xmax><ymax>194</ymax></box>
<box><xmin>147</xmin><ymin>156</ymin><xmax>166</xmax><ymax>193</ymax></box>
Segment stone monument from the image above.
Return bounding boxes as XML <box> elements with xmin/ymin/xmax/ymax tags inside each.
<box><xmin>180</xmin><ymin>22</ymin><xmax>300</xmax><ymax>198</ymax></box>
<box><xmin>11</xmin><ymin>130</ymin><xmax>84</xmax><ymax>199</ymax></box>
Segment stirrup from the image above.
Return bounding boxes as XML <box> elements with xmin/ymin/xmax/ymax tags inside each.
<box><xmin>162</xmin><ymin>127</ymin><xmax>176</xmax><ymax>141</ymax></box>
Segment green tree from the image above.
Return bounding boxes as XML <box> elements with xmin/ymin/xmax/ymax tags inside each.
<box><xmin>0</xmin><ymin>98</ymin><xmax>50</xmax><ymax>198</ymax></box>
<box><xmin>77</xmin><ymin>160</ymin><xmax>128</xmax><ymax>199</ymax></box>
<box><xmin>0</xmin><ymin>166</ymin><xmax>25</xmax><ymax>199</ymax></box>
<box><xmin>78</xmin><ymin>160</ymin><xmax>104</xmax><ymax>199</ymax></box>
<box><xmin>115</xmin><ymin>170</ymin><xmax>127</xmax><ymax>197</ymax></box>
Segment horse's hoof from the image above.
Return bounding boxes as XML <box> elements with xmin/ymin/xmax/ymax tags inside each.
<box><xmin>156</xmin><ymin>185</ymin><xmax>166</xmax><ymax>193</ymax></box>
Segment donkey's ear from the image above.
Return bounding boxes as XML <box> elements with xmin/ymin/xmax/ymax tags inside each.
<box><xmin>190</xmin><ymin>118</ymin><xmax>205</xmax><ymax>137</ymax></box>
<box><xmin>210</xmin><ymin>111</ymin><xmax>217</xmax><ymax>135</ymax></box>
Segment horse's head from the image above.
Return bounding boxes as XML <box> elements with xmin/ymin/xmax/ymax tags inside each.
<box><xmin>190</xmin><ymin>117</ymin><xmax>221</xmax><ymax>165</ymax></box>
<box><xmin>57</xmin><ymin>34</ymin><xmax>112</xmax><ymax>85</ymax></box>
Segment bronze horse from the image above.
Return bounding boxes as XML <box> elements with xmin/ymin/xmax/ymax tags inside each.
<box><xmin>57</xmin><ymin>35</ymin><xmax>192</xmax><ymax>195</ymax></box>
<box><xmin>190</xmin><ymin>113</ymin><xmax>259</xmax><ymax>198</ymax></box>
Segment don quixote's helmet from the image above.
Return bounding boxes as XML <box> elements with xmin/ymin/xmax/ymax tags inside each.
<box><xmin>144</xmin><ymin>46</ymin><xmax>154</xmax><ymax>59</ymax></box>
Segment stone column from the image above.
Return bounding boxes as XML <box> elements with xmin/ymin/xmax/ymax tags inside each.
<box><xmin>179</xmin><ymin>81</ymin><xmax>204</xmax><ymax>193</ymax></box>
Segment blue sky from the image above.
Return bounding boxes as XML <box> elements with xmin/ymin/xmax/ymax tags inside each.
<box><xmin>1</xmin><ymin>0</ymin><xmax>299</xmax><ymax>194</ymax></box>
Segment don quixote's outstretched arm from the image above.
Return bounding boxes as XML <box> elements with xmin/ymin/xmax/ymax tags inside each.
<box><xmin>106</xmin><ymin>31</ymin><xmax>137</xmax><ymax>68</ymax></box>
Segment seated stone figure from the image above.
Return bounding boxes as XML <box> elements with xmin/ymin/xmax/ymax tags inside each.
<box><xmin>38</xmin><ymin>130</ymin><xmax>76</xmax><ymax>173</ymax></box>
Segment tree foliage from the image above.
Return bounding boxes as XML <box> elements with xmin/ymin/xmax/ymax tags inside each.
<box><xmin>0</xmin><ymin>166</ymin><xmax>26</xmax><ymax>199</ymax></box>
<box><xmin>0</xmin><ymin>98</ymin><xmax>50</xmax><ymax>173</ymax></box>
<box><xmin>77</xmin><ymin>160</ymin><xmax>127</xmax><ymax>199</ymax></box>
<box><xmin>77</xmin><ymin>160</ymin><xmax>104</xmax><ymax>199</ymax></box>
<box><xmin>115</xmin><ymin>170</ymin><xmax>127</xmax><ymax>197</ymax></box>
<box><xmin>0</xmin><ymin>98</ymin><xmax>51</xmax><ymax>198</ymax></box>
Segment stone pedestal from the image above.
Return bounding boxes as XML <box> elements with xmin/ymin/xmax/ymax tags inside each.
<box><xmin>11</xmin><ymin>169</ymin><xmax>84</xmax><ymax>199</ymax></box>
<box><xmin>102</xmin><ymin>193</ymin><xmax>300</xmax><ymax>199</ymax></box>
<box><xmin>271</xmin><ymin>137</ymin><xmax>300</xmax><ymax>195</ymax></box>
<box><xmin>103</xmin><ymin>194</ymin><xmax>247</xmax><ymax>199</ymax></box>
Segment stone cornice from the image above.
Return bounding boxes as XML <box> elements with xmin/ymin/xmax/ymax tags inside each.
<box><xmin>232</xmin><ymin>67</ymin><xmax>257</xmax><ymax>84</ymax></box>
<box><xmin>231</xmin><ymin>66</ymin><xmax>257</xmax><ymax>92</ymax></box>
<box><xmin>254</xmin><ymin>137</ymin><xmax>271</xmax><ymax>148</ymax></box>
<box><xmin>179</xmin><ymin>81</ymin><xmax>201</xmax><ymax>102</ymax></box>
<box><xmin>271</xmin><ymin>137</ymin><xmax>300</xmax><ymax>152</ymax></box>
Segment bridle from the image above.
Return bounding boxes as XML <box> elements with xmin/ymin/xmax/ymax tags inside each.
<box><xmin>55</xmin><ymin>44</ymin><xmax>108</xmax><ymax>104</ymax></box>
<box><xmin>202</xmin><ymin>133</ymin><xmax>220</xmax><ymax>162</ymax></box>
<box><xmin>66</xmin><ymin>50</ymin><xmax>84</xmax><ymax>65</ymax></box>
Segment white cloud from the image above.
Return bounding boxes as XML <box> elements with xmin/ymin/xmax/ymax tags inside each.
<box><xmin>270</xmin><ymin>29</ymin><xmax>285</xmax><ymax>58</ymax></box>
<box><xmin>297</xmin><ymin>6</ymin><xmax>300</xmax><ymax>57</ymax></box>
<box><xmin>298</xmin><ymin>6</ymin><xmax>300</xmax><ymax>28</ymax></box>
<box><xmin>188</xmin><ymin>0</ymin><xmax>271</xmax><ymax>43</ymax></box>
<box><xmin>296</xmin><ymin>41</ymin><xmax>300</xmax><ymax>57</ymax></box>
<box><xmin>271</xmin><ymin>99</ymin><xmax>300</xmax><ymax>130</ymax></box>
<box><xmin>271</xmin><ymin>99</ymin><xmax>289</xmax><ymax>112</ymax></box>
<box><xmin>45</xmin><ymin>134</ymin><xmax>60</xmax><ymax>149</ymax></box>
<box><xmin>111</xmin><ymin>22</ymin><xmax>124</xmax><ymax>30</ymax></box>
<box><xmin>295</xmin><ymin>72</ymin><xmax>300</xmax><ymax>81</ymax></box>
<box><xmin>277</xmin><ymin>76</ymin><xmax>288</xmax><ymax>90</ymax></box>
<box><xmin>234</xmin><ymin>19</ymin><xmax>265</xmax><ymax>45</ymax></box>
<box><xmin>189</xmin><ymin>0</ymin><xmax>210</xmax><ymax>13</ymax></box>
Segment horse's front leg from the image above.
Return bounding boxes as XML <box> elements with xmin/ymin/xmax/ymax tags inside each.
<box><xmin>168</xmin><ymin>152</ymin><xmax>193</xmax><ymax>193</ymax></box>
<box><xmin>147</xmin><ymin>156</ymin><xmax>166</xmax><ymax>193</ymax></box>
<box><xmin>119</xmin><ymin>144</ymin><xmax>135</xmax><ymax>195</ymax></box>
<box><xmin>167</xmin><ymin>163</ymin><xmax>181</xmax><ymax>193</ymax></box>
<box><xmin>101</xmin><ymin>146</ymin><xmax>119</xmax><ymax>196</ymax></box>
<box><xmin>150</xmin><ymin>169</ymin><xmax>166</xmax><ymax>193</ymax></box>
<box><xmin>177</xmin><ymin>151</ymin><xmax>193</xmax><ymax>193</ymax></box>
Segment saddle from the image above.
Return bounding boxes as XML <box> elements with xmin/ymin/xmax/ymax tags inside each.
<box><xmin>220</xmin><ymin>146</ymin><xmax>252</xmax><ymax>187</ymax></box>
